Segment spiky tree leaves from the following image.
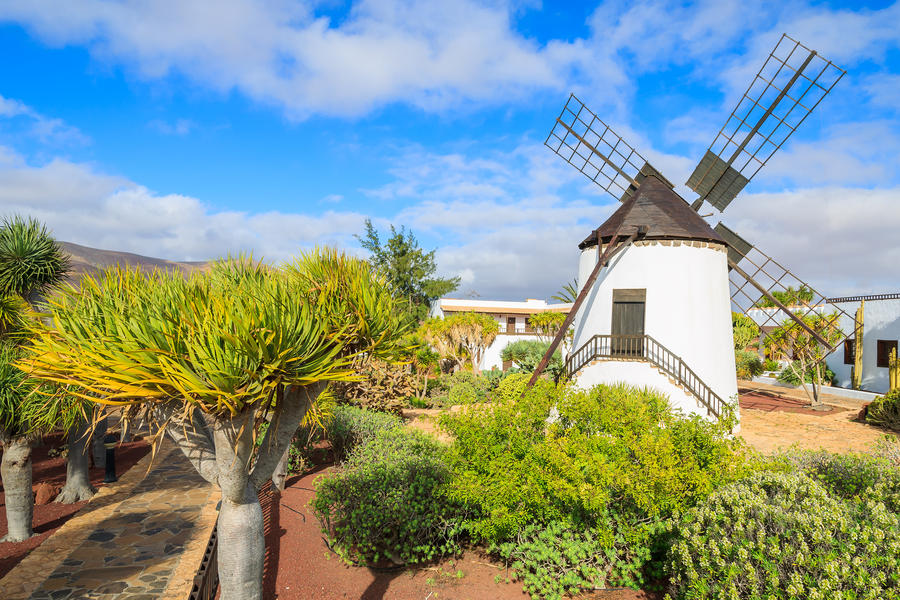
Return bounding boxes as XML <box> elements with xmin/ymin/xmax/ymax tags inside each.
<box><xmin>0</xmin><ymin>216</ymin><xmax>70</xmax><ymax>307</ymax></box>
<box><xmin>21</xmin><ymin>248</ymin><xmax>406</xmax><ymax>600</ymax></box>
<box><xmin>0</xmin><ymin>215</ymin><xmax>72</xmax><ymax>540</ymax></box>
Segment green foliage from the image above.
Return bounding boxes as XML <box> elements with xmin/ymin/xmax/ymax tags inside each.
<box><xmin>496</xmin><ymin>520</ymin><xmax>656</xmax><ymax>600</ymax></box>
<box><xmin>439</xmin><ymin>382</ymin><xmax>747</xmax><ymax>547</ymax></box>
<box><xmin>0</xmin><ymin>215</ymin><xmax>71</xmax><ymax>304</ymax></box>
<box><xmin>501</xmin><ymin>339</ymin><xmax>563</xmax><ymax>380</ymax></box>
<box><xmin>312</xmin><ymin>427</ymin><xmax>462</xmax><ymax>565</ymax></box>
<box><xmin>528</xmin><ymin>312</ymin><xmax>567</xmax><ymax>339</ymax></box>
<box><xmin>0</xmin><ymin>294</ymin><xmax>27</xmax><ymax>341</ymax></box>
<box><xmin>667</xmin><ymin>470</ymin><xmax>900</xmax><ymax>600</ymax></box>
<box><xmin>551</xmin><ymin>279</ymin><xmax>578</xmax><ymax>304</ymax></box>
<box><xmin>731</xmin><ymin>312</ymin><xmax>759</xmax><ymax>351</ymax></box>
<box><xmin>875</xmin><ymin>435</ymin><xmax>900</xmax><ymax>467</ymax></box>
<box><xmin>23</xmin><ymin>249</ymin><xmax>405</xmax><ymax>416</ymax></box>
<box><xmin>777</xmin><ymin>360</ymin><xmax>836</xmax><ymax>385</ymax></box>
<box><xmin>734</xmin><ymin>350</ymin><xmax>763</xmax><ymax>380</ymax></box>
<box><xmin>752</xmin><ymin>284</ymin><xmax>814</xmax><ymax>308</ymax></box>
<box><xmin>867</xmin><ymin>389</ymin><xmax>900</xmax><ymax>432</ymax></box>
<box><xmin>426</xmin><ymin>370</ymin><xmax>506</xmax><ymax>408</ymax></box>
<box><xmin>762</xmin><ymin>358</ymin><xmax>779</xmax><ymax>372</ymax></box>
<box><xmin>327</xmin><ymin>405</ymin><xmax>402</xmax><ymax>460</ymax></box>
<box><xmin>356</xmin><ymin>218</ymin><xmax>459</xmax><ymax>324</ymax></box>
<box><xmin>780</xmin><ymin>449</ymin><xmax>900</xmax><ymax>513</ymax></box>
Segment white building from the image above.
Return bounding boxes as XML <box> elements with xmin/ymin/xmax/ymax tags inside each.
<box><xmin>430</xmin><ymin>298</ymin><xmax>572</xmax><ymax>371</ymax></box>
<box><xmin>568</xmin><ymin>175</ymin><xmax>738</xmax><ymax>422</ymax></box>
<box><xmin>825</xmin><ymin>293</ymin><xmax>900</xmax><ymax>394</ymax></box>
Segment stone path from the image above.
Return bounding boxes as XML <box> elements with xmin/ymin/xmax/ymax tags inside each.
<box><xmin>0</xmin><ymin>441</ymin><xmax>218</xmax><ymax>600</ymax></box>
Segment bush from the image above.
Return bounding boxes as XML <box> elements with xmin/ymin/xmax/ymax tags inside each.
<box><xmin>312</xmin><ymin>427</ymin><xmax>462</xmax><ymax>566</ymax></box>
<box><xmin>734</xmin><ymin>350</ymin><xmax>763</xmax><ymax>380</ymax></box>
<box><xmin>762</xmin><ymin>358</ymin><xmax>779</xmax><ymax>372</ymax></box>
<box><xmin>776</xmin><ymin>360</ymin><xmax>835</xmax><ymax>385</ymax></box>
<box><xmin>501</xmin><ymin>339</ymin><xmax>563</xmax><ymax>380</ymax></box>
<box><xmin>426</xmin><ymin>370</ymin><xmax>506</xmax><ymax>407</ymax></box>
<box><xmin>327</xmin><ymin>405</ymin><xmax>401</xmax><ymax>460</ymax></box>
<box><xmin>497</xmin><ymin>519</ymin><xmax>656</xmax><ymax>600</ymax></box>
<box><xmin>331</xmin><ymin>357</ymin><xmax>416</xmax><ymax>413</ymax></box>
<box><xmin>781</xmin><ymin>449</ymin><xmax>900</xmax><ymax>513</ymax></box>
<box><xmin>867</xmin><ymin>389</ymin><xmax>900</xmax><ymax>432</ymax></box>
<box><xmin>667</xmin><ymin>470</ymin><xmax>900</xmax><ymax>600</ymax></box>
<box><xmin>875</xmin><ymin>435</ymin><xmax>900</xmax><ymax>467</ymax></box>
<box><xmin>440</xmin><ymin>381</ymin><xmax>747</xmax><ymax>546</ymax></box>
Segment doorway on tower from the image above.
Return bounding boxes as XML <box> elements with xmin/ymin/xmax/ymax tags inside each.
<box><xmin>611</xmin><ymin>289</ymin><xmax>646</xmax><ymax>357</ymax></box>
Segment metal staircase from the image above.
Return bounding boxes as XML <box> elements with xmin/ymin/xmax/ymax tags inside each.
<box><xmin>565</xmin><ymin>334</ymin><xmax>726</xmax><ymax>419</ymax></box>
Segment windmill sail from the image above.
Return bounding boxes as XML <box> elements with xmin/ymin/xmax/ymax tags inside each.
<box><xmin>687</xmin><ymin>34</ymin><xmax>845</xmax><ymax>211</ymax></box>
<box><xmin>718</xmin><ymin>223</ymin><xmax>854</xmax><ymax>356</ymax></box>
<box><xmin>545</xmin><ymin>94</ymin><xmax>671</xmax><ymax>203</ymax></box>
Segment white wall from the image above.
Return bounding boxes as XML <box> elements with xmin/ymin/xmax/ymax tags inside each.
<box><xmin>480</xmin><ymin>333</ymin><xmax>545</xmax><ymax>371</ymax></box>
<box><xmin>571</xmin><ymin>240</ymin><xmax>739</xmax><ymax>418</ymax></box>
<box><xmin>826</xmin><ymin>298</ymin><xmax>900</xmax><ymax>394</ymax></box>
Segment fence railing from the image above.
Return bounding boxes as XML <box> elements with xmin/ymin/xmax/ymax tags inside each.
<box><xmin>565</xmin><ymin>334</ymin><xmax>725</xmax><ymax>419</ymax></box>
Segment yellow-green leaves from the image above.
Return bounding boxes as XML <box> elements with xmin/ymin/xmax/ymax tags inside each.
<box><xmin>20</xmin><ymin>249</ymin><xmax>406</xmax><ymax>416</ymax></box>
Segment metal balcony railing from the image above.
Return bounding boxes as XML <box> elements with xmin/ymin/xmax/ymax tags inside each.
<box><xmin>565</xmin><ymin>334</ymin><xmax>725</xmax><ymax>419</ymax></box>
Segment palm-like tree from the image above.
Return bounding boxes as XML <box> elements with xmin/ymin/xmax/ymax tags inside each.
<box><xmin>22</xmin><ymin>248</ymin><xmax>407</xmax><ymax>599</ymax></box>
<box><xmin>0</xmin><ymin>216</ymin><xmax>71</xmax><ymax>541</ymax></box>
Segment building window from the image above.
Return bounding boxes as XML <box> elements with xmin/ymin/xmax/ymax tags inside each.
<box><xmin>843</xmin><ymin>339</ymin><xmax>855</xmax><ymax>365</ymax></box>
<box><xmin>877</xmin><ymin>340</ymin><xmax>898</xmax><ymax>368</ymax></box>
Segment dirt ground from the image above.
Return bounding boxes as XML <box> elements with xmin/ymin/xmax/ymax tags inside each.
<box><xmin>0</xmin><ymin>432</ymin><xmax>150</xmax><ymax>578</ymax></box>
<box><xmin>736</xmin><ymin>380</ymin><xmax>896</xmax><ymax>455</ymax></box>
<box><xmin>264</xmin><ymin>467</ymin><xmax>662</xmax><ymax>600</ymax></box>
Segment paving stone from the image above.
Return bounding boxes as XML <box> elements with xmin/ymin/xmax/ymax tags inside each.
<box><xmin>17</xmin><ymin>443</ymin><xmax>216</xmax><ymax>600</ymax></box>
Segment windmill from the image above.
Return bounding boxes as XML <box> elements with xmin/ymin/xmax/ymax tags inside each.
<box><xmin>529</xmin><ymin>34</ymin><xmax>854</xmax><ymax>416</ymax></box>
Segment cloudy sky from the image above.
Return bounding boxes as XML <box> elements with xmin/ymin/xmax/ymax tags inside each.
<box><xmin>0</xmin><ymin>0</ymin><xmax>898</xmax><ymax>300</ymax></box>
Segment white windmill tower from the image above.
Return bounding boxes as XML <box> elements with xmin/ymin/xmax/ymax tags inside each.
<box><xmin>528</xmin><ymin>35</ymin><xmax>857</xmax><ymax>423</ymax></box>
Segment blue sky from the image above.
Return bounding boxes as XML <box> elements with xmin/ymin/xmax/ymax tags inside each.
<box><xmin>0</xmin><ymin>0</ymin><xmax>898</xmax><ymax>300</ymax></box>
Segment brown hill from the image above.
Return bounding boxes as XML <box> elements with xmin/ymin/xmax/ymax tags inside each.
<box><xmin>59</xmin><ymin>241</ymin><xmax>207</xmax><ymax>281</ymax></box>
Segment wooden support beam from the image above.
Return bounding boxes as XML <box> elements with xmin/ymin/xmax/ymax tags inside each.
<box><xmin>525</xmin><ymin>230</ymin><xmax>637</xmax><ymax>389</ymax></box>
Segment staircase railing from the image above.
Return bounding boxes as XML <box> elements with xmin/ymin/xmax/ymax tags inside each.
<box><xmin>565</xmin><ymin>334</ymin><xmax>725</xmax><ymax>419</ymax></box>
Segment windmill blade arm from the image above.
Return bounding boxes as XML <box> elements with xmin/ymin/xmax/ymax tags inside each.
<box><xmin>545</xmin><ymin>94</ymin><xmax>655</xmax><ymax>203</ymax></box>
<box><xmin>687</xmin><ymin>34</ymin><xmax>845</xmax><ymax>212</ymax></box>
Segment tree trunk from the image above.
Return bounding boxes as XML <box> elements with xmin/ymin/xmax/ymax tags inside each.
<box><xmin>271</xmin><ymin>445</ymin><xmax>289</xmax><ymax>493</ymax></box>
<box><xmin>56</xmin><ymin>418</ymin><xmax>97</xmax><ymax>503</ymax></box>
<box><xmin>91</xmin><ymin>417</ymin><xmax>108</xmax><ymax>469</ymax></box>
<box><xmin>1</xmin><ymin>438</ymin><xmax>35</xmax><ymax>542</ymax></box>
<box><xmin>214</xmin><ymin>412</ymin><xmax>264</xmax><ymax>600</ymax></box>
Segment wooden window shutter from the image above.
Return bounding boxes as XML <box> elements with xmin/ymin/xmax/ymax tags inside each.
<box><xmin>877</xmin><ymin>340</ymin><xmax>898</xmax><ymax>368</ymax></box>
<box><xmin>843</xmin><ymin>339</ymin><xmax>855</xmax><ymax>365</ymax></box>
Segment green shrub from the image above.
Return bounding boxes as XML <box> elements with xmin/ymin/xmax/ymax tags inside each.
<box><xmin>762</xmin><ymin>358</ymin><xmax>779</xmax><ymax>372</ymax></box>
<box><xmin>440</xmin><ymin>381</ymin><xmax>747</xmax><ymax>546</ymax></box>
<box><xmin>426</xmin><ymin>370</ymin><xmax>506</xmax><ymax>407</ymax></box>
<box><xmin>312</xmin><ymin>427</ymin><xmax>462</xmax><ymax>565</ymax></box>
<box><xmin>875</xmin><ymin>435</ymin><xmax>900</xmax><ymax>467</ymax></box>
<box><xmin>867</xmin><ymin>389</ymin><xmax>900</xmax><ymax>432</ymax></box>
<box><xmin>501</xmin><ymin>339</ymin><xmax>563</xmax><ymax>380</ymax></box>
<box><xmin>734</xmin><ymin>350</ymin><xmax>763</xmax><ymax>379</ymax></box>
<box><xmin>781</xmin><ymin>449</ymin><xmax>900</xmax><ymax>513</ymax></box>
<box><xmin>497</xmin><ymin>519</ymin><xmax>657</xmax><ymax>600</ymax></box>
<box><xmin>776</xmin><ymin>360</ymin><xmax>836</xmax><ymax>385</ymax></box>
<box><xmin>327</xmin><ymin>405</ymin><xmax>401</xmax><ymax>460</ymax></box>
<box><xmin>667</xmin><ymin>470</ymin><xmax>900</xmax><ymax>600</ymax></box>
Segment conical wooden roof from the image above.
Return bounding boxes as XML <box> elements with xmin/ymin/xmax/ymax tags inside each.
<box><xmin>579</xmin><ymin>175</ymin><xmax>725</xmax><ymax>249</ymax></box>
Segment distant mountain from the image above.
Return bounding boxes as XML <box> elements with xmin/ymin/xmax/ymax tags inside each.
<box><xmin>59</xmin><ymin>241</ymin><xmax>207</xmax><ymax>281</ymax></box>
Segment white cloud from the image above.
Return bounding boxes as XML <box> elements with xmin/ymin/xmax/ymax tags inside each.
<box><xmin>0</xmin><ymin>145</ymin><xmax>367</xmax><ymax>262</ymax></box>
<box><xmin>0</xmin><ymin>93</ymin><xmax>88</xmax><ymax>145</ymax></box>
<box><xmin>720</xmin><ymin>186</ymin><xmax>900</xmax><ymax>296</ymax></box>
<box><xmin>148</xmin><ymin>118</ymin><xmax>196</xmax><ymax>135</ymax></box>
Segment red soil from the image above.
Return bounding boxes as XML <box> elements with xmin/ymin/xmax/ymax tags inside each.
<box><xmin>739</xmin><ymin>390</ymin><xmax>848</xmax><ymax>416</ymax></box>
<box><xmin>261</xmin><ymin>465</ymin><xmax>662</xmax><ymax>600</ymax></box>
<box><xmin>0</xmin><ymin>431</ymin><xmax>151</xmax><ymax>578</ymax></box>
